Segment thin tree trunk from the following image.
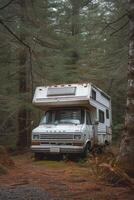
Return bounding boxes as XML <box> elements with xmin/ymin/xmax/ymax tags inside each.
<box><xmin>70</xmin><ymin>0</ymin><xmax>80</xmax><ymax>65</ymax></box>
<box><xmin>71</xmin><ymin>0</ymin><xmax>80</xmax><ymax>36</ymax></box>
<box><xmin>118</xmin><ymin>0</ymin><xmax>134</xmax><ymax>175</ymax></box>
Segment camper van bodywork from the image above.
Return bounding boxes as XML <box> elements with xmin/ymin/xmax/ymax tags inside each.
<box><xmin>31</xmin><ymin>83</ymin><xmax>112</xmax><ymax>155</ymax></box>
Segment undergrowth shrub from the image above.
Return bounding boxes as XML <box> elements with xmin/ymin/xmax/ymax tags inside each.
<box><xmin>0</xmin><ymin>145</ymin><xmax>14</xmax><ymax>175</ymax></box>
<box><xmin>0</xmin><ymin>164</ymin><xmax>8</xmax><ymax>175</ymax></box>
<box><xmin>88</xmin><ymin>151</ymin><xmax>134</xmax><ymax>187</ymax></box>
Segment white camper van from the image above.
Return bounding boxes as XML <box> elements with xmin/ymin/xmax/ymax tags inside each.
<box><xmin>31</xmin><ymin>83</ymin><xmax>112</xmax><ymax>158</ymax></box>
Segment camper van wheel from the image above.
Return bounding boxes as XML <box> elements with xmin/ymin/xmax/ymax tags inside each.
<box><xmin>105</xmin><ymin>140</ymin><xmax>109</xmax><ymax>146</ymax></box>
<box><xmin>34</xmin><ymin>153</ymin><xmax>44</xmax><ymax>160</ymax></box>
<box><xmin>94</xmin><ymin>146</ymin><xmax>103</xmax><ymax>154</ymax></box>
<box><xmin>82</xmin><ymin>142</ymin><xmax>91</xmax><ymax>158</ymax></box>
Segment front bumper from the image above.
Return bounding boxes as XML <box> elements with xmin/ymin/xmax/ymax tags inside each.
<box><xmin>31</xmin><ymin>145</ymin><xmax>84</xmax><ymax>154</ymax></box>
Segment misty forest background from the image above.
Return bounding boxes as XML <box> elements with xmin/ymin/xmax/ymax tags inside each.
<box><xmin>0</xmin><ymin>0</ymin><xmax>128</xmax><ymax>149</ymax></box>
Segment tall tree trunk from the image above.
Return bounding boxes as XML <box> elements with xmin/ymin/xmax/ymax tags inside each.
<box><xmin>70</xmin><ymin>0</ymin><xmax>80</xmax><ymax>65</ymax></box>
<box><xmin>71</xmin><ymin>0</ymin><xmax>80</xmax><ymax>36</ymax></box>
<box><xmin>118</xmin><ymin>0</ymin><xmax>134</xmax><ymax>175</ymax></box>
<box><xmin>17</xmin><ymin>0</ymin><xmax>31</xmax><ymax>149</ymax></box>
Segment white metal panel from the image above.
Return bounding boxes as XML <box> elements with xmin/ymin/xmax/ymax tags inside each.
<box><xmin>91</xmin><ymin>86</ymin><xmax>110</xmax><ymax>108</ymax></box>
<box><xmin>33</xmin><ymin>83</ymin><xmax>92</xmax><ymax>107</ymax></box>
<box><xmin>32</xmin><ymin>83</ymin><xmax>112</xmax><ymax>147</ymax></box>
<box><xmin>33</xmin><ymin>83</ymin><xmax>111</xmax><ymax>136</ymax></box>
<box><xmin>90</xmin><ymin>85</ymin><xmax>111</xmax><ymax>137</ymax></box>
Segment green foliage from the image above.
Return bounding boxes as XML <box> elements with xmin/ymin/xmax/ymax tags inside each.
<box><xmin>112</xmin><ymin>123</ymin><xmax>124</xmax><ymax>143</ymax></box>
<box><xmin>0</xmin><ymin>0</ymin><xmax>127</xmax><ymax>146</ymax></box>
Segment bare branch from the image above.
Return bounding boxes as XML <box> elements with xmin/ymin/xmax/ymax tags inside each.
<box><xmin>110</xmin><ymin>21</ymin><xmax>129</xmax><ymax>36</ymax></box>
<box><xmin>108</xmin><ymin>13</ymin><xmax>127</xmax><ymax>25</ymax></box>
<box><xmin>0</xmin><ymin>18</ymin><xmax>34</xmax><ymax>96</ymax></box>
<box><xmin>0</xmin><ymin>18</ymin><xmax>30</xmax><ymax>48</ymax></box>
<box><xmin>81</xmin><ymin>0</ymin><xmax>92</xmax><ymax>8</ymax></box>
<box><xmin>102</xmin><ymin>13</ymin><xmax>127</xmax><ymax>33</ymax></box>
<box><xmin>33</xmin><ymin>36</ymin><xmax>61</xmax><ymax>49</ymax></box>
<box><xmin>69</xmin><ymin>0</ymin><xmax>92</xmax><ymax>9</ymax></box>
<box><xmin>0</xmin><ymin>109</ymin><xmax>18</xmax><ymax>132</ymax></box>
<box><xmin>0</xmin><ymin>0</ymin><xmax>14</xmax><ymax>10</ymax></box>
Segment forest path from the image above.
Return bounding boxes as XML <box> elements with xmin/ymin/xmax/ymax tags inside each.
<box><xmin>0</xmin><ymin>153</ymin><xmax>133</xmax><ymax>200</ymax></box>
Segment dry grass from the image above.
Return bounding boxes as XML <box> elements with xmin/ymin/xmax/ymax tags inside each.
<box><xmin>0</xmin><ymin>151</ymin><xmax>134</xmax><ymax>200</ymax></box>
<box><xmin>87</xmin><ymin>149</ymin><xmax>134</xmax><ymax>187</ymax></box>
<box><xmin>0</xmin><ymin>145</ymin><xmax>14</xmax><ymax>175</ymax></box>
<box><xmin>0</xmin><ymin>164</ymin><xmax>8</xmax><ymax>175</ymax></box>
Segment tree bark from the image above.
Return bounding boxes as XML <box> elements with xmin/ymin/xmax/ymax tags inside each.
<box><xmin>70</xmin><ymin>0</ymin><xmax>80</xmax><ymax>65</ymax></box>
<box><xmin>17</xmin><ymin>0</ymin><xmax>31</xmax><ymax>149</ymax></box>
<box><xmin>71</xmin><ymin>0</ymin><xmax>80</xmax><ymax>36</ymax></box>
<box><xmin>118</xmin><ymin>0</ymin><xmax>134</xmax><ymax>175</ymax></box>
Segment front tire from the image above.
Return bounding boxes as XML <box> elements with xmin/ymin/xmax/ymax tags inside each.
<box><xmin>82</xmin><ymin>142</ymin><xmax>91</xmax><ymax>158</ymax></box>
<box><xmin>34</xmin><ymin>152</ymin><xmax>44</xmax><ymax>160</ymax></box>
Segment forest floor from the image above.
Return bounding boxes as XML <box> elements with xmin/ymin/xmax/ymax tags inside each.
<box><xmin>0</xmin><ymin>152</ymin><xmax>134</xmax><ymax>200</ymax></box>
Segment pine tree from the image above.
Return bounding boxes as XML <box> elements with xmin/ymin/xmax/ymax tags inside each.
<box><xmin>118</xmin><ymin>0</ymin><xmax>134</xmax><ymax>175</ymax></box>
<box><xmin>16</xmin><ymin>0</ymin><xmax>32</xmax><ymax>148</ymax></box>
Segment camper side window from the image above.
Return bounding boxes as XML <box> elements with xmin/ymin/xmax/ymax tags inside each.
<box><xmin>99</xmin><ymin>110</ymin><xmax>105</xmax><ymax>123</ymax></box>
<box><xmin>92</xmin><ymin>89</ymin><xmax>96</xmax><ymax>100</ymax></box>
<box><xmin>106</xmin><ymin>109</ymin><xmax>109</xmax><ymax>119</ymax></box>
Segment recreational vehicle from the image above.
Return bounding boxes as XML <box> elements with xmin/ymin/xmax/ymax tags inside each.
<box><xmin>31</xmin><ymin>83</ymin><xmax>112</xmax><ymax>159</ymax></box>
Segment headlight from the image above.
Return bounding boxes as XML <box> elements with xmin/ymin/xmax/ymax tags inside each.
<box><xmin>74</xmin><ymin>135</ymin><xmax>81</xmax><ymax>140</ymax></box>
<box><xmin>32</xmin><ymin>134</ymin><xmax>39</xmax><ymax>140</ymax></box>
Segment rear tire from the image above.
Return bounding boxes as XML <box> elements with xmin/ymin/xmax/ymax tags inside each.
<box><xmin>92</xmin><ymin>145</ymin><xmax>103</xmax><ymax>155</ymax></box>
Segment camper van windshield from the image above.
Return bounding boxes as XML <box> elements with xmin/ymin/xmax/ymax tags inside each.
<box><xmin>40</xmin><ymin>109</ymin><xmax>84</xmax><ymax>125</ymax></box>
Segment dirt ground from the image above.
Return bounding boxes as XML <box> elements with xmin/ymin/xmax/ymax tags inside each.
<box><xmin>0</xmin><ymin>153</ymin><xmax>133</xmax><ymax>200</ymax></box>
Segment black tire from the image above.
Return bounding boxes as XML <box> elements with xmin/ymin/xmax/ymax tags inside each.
<box><xmin>96</xmin><ymin>146</ymin><xmax>103</xmax><ymax>154</ymax></box>
<box><xmin>34</xmin><ymin>152</ymin><xmax>44</xmax><ymax>160</ymax></box>
<box><xmin>82</xmin><ymin>143</ymin><xmax>91</xmax><ymax>158</ymax></box>
<box><xmin>105</xmin><ymin>140</ymin><xmax>110</xmax><ymax>146</ymax></box>
<box><xmin>92</xmin><ymin>145</ymin><xmax>103</xmax><ymax>154</ymax></box>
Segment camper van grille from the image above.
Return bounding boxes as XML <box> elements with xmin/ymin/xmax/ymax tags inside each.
<box><xmin>40</xmin><ymin>133</ymin><xmax>74</xmax><ymax>140</ymax></box>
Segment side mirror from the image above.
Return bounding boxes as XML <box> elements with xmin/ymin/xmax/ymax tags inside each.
<box><xmin>94</xmin><ymin>120</ymin><xmax>99</xmax><ymax>125</ymax></box>
<box><xmin>54</xmin><ymin>121</ymin><xmax>58</xmax><ymax>125</ymax></box>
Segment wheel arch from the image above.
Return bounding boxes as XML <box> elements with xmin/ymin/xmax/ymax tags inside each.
<box><xmin>85</xmin><ymin>140</ymin><xmax>91</xmax><ymax>148</ymax></box>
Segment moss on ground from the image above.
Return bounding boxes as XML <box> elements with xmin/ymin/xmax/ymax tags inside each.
<box><xmin>34</xmin><ymin>160</ymin><xmax>68</xmax><ymax>168</ymax></box>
